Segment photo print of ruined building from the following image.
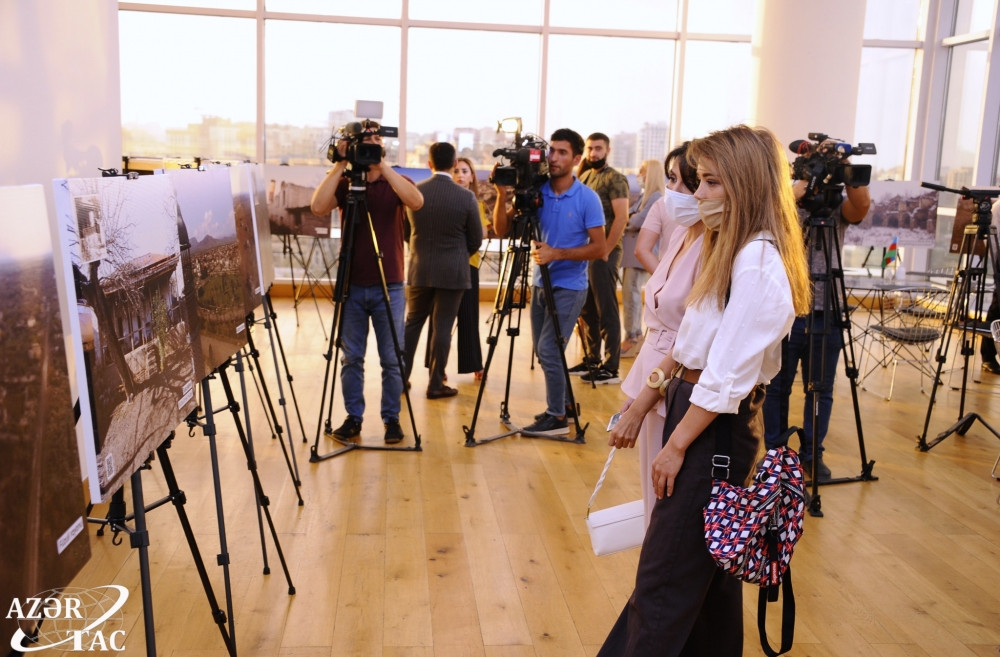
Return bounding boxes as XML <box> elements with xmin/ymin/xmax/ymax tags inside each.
<box><xmin>53</xmin><ymin>174</ymin><xmax>198</xmax><ymax>501</ymax></box>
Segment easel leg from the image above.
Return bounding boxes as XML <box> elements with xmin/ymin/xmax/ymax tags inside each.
<box><xmin>155</xmin><ymin>436</ymin><xmax>237</xmax><ymax>657</ymax></box>
<box><xmin>128</xmin><ymin>468</ymin><xmax>157</xmax><ymax>657</ymax></box>
<box><xmin>215</xmin><ymin>358</ymin><xmax>297</xmax><ymax>593</ymax></box>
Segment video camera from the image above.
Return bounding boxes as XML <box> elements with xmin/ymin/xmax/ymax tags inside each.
<box><xmin>790</xmin><ymin>132</ymin><xmax>876</xmax><ymax>213</ymax></box>
<box><xmin>489</xmin><ymin>118</ymin><xmax>549</xmax><ymax>211</ymax></box>
<box><xmin>326</xmin><ymin>119</ymin><xmax>399</xmax><ymax>168</ymax></box>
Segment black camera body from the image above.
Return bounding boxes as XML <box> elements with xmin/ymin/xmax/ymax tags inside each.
<box><xmin>491</xmin><ymin>139</ymin><xmax>548</xmax><ymax>190</ymax></box>
<box><xmin>490</xmin><ymin>134</ymin><xmax>550</xmax><ymax>220</ymax></box>
<box><xmin>791</xmin><ymin>132</ymin><xmax>876</xmax><ymax>214</ymax></box>
<box><xmin>327</xmin><ymin>121</ymin><xmax>399</xmax><ymax>168</ymax></box>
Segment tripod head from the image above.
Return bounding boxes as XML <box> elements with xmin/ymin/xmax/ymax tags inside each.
<box><xmin>921</xmin><ymin>182</ymin><xmax>999</xmax><ymax>227</ymax></box>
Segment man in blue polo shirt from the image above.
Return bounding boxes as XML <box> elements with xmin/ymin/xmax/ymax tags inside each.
<box><xmin>492</xmin><ymin>128</ymin><xmax>606</xmax><ymax>435</ymax></box>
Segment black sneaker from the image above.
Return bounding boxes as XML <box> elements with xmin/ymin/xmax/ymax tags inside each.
<box><xmin>331</xmin><ymin>417</ymin><xmax>362</xmax><ymax>440</ymax></box>
<box><xmin>581</xmin><ymin>367</ymin><xmax>620</xmax><ymax>385</ymax></box>
<box><xmin>801</xmin><ymin>456</ymin><xmax>832</xmax><ymax>482</ymax></box>
<box><xmin>384</xmin><ymin>419</ymin><xmax>403</xmax><ymax>444</ymax></box>
<box><xmin>534</xmin><ymin>404</ymin><xmax>576</xmax><ymax>422</ymax></box>
<box><xmin>567</xmin><ymin>362</ymin><xmax>594</xmax><ymax>376</ymax></box>
<box><xmin>521</xmin><ymin>413</ymin><xmax>569</xmax><ymax>436</ymax></box>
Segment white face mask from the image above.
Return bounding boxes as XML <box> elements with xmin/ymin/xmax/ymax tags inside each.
<box><xmin>697</xmin><ymin>197</ymin><xmax>726</xmax><ymax>230</ymax></box>
<box><xmin>663</xmin><ymin>188</ymin><xmax>701</xmax><ymax>227</ymax></box>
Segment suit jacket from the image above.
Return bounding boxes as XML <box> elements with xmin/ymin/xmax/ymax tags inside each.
<box><xmin>405</xmin><ymin>173</ymin><xmax>483</xmax><ymax>289</ymax></box>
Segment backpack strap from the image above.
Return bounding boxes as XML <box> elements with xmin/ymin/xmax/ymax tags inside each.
<box><xmin>758</xmin><ymin>567</ymin><xmax>795</xmax><ymax>657</ymax></box>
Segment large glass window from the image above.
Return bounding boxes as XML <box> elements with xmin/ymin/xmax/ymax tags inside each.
<box><xmin>954</xmin><ymin>0</ymin><xmax>996</xmax><ymax>33</ymax></box>
<box><xmin>545</xmin><ymin>34</ymin><xmax>674</xmax><ymax>172</ymax></box>
<box><xmin>938</xmin><ymin>40</ymin><xmax>988</xmax><ymax>187</ymax></box>
<box><xmin>124</xmin><ymin>0</ymin><xmax>254</xmax><ymax>9</ymax></box>
<box><xmin>548</xmin><ymin>0</ymin><xmax>677</xmax><ymax>31</ymax></box>
<box><xmin>119</xmin><ymin>11</ymin><xmax>256</xmax><ymax>161</ymax></box>
<box><xmin>264</xmin><ymin>20</ymin><xmax>401</xmax><ymax>166</ymax></box>
<box><xmin>856</xmin><ymin>47</ymin><xmax>917</xmax><ymax>180</ymax></box>
<box><xmin>678</xmin><ymin>41</ymin><xmax>751</xmax><ymax>141</ymax></box>
<box><xmin>406</xmin><ymin>28</ymin><xmax>541</xmax><ymax>168</ymax></box>
<box><xmin>864</xmin><ymin>0</ymin><xmax>923</xmax><ymax>39</ymax></box>
<box><xmin>685</xmin><ymin>0</ymin><xmax>754</xmax><ymax>34</ymax></box>
<box><xmin>408</xmin><ymin>0</ymin><xmax>544</xmax><ymax>25</ymax></box>
<box><xmin>264</xmin><ymin>0</ymin><xmax>401</xmax><ymax>19</ymax></box>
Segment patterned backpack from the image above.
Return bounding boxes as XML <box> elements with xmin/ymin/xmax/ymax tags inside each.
<box><xmin>703</xmin><ymin>427</ymin><xmax>806</xmax><ymax>657</ymax></box>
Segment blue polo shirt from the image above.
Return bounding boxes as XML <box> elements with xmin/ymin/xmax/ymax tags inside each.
<box><xmin>534</xmin><ymin>177</ymin><xmax>605</xmax><ymax>290</ymax></box>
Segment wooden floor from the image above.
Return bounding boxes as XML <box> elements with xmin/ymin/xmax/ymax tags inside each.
<box><xmin>64</xmin><ymin>296</ymin><xmax>1000</xmax><ymax>656</ymax></box>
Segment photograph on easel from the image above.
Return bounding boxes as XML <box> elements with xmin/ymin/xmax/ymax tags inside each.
<box><xmin>53</xmin><ymin>174</ymin><xmax>199</xmax><ymax>502</ymax></box>
<box><xmin>221</xmin><ymin>163</ymin><xmax>264</xmax><ymax>314</ymax></box>
<box><xmin>247</xmin><ymin>163</ymin><xmax>275</xmax><ymax>292</ymax></box>
<box><xmin>0</xmin><ymin>185</ymin><xmax>92</xmax><ymax>644</ymax></box>
<box><xmin>264</xmin><ymin>164</ymin><xmax>332</xmax><ymax>237</ymax></box>
<box><xmin>165</xmin><ymin>167</ymin><xmax>249</xmax><ymax>376</ymax></box>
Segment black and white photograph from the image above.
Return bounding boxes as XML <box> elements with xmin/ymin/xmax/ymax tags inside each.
<box><xmin>53</xmin><ymin>174</ymin><xmax>199</xmax><ymax>502</ymax></box>
<box><xmin>0</xmin><ymin>185</ymin><xmax>91</xmax><ymax>646</ymax></box>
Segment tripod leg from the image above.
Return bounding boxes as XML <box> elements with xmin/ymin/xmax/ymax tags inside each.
<box><xmin>465</xmin><ymin>241</ymin><xmax>529</xmax><ymax>445</ymax></box>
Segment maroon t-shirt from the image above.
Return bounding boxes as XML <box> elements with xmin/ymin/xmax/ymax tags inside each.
<box><xmin>335</xmin><ymin>173</ymin><xmax>408</xmax><ymax>286</ymax></box>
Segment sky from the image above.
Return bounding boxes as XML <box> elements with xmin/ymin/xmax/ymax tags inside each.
<box><xmin>115</xmin><ymin>0</ymin><xmax>982</xmax><ymax>179</ymax></box>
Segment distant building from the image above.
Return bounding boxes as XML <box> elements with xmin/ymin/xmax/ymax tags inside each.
<box><xmin>636</xmin><ymin>122</ymin><xmax>669</xmax><ymax>170</ymax></box>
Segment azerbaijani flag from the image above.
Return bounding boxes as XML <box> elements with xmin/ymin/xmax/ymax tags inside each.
<box><xmin>883</xmin><ymin>236</ymin><xmax>898</xmax><ymax>267</ymax></box>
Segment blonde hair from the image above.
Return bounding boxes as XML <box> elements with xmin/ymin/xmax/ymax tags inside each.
<box><xmin>686</xmin><ymin>124</ymin><xmax>811</xmax><ymax>315</ymax></box>
<box><xmin>639</xmin><ymin>159</ymin><xmax>666</xmax><ymax>212</ymax></box>
<box><xmin>455</xmin><ymin>157</ymin><xmax>481</xmax><ymax>199</ymax></box>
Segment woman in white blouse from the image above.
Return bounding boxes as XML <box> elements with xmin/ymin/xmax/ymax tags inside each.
<box><xmin>600</xmin><ymin>125</ymin><xmax>811</xmax><ymax>657</ymax></box>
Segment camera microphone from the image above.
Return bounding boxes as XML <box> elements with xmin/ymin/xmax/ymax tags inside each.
<box><xmin>789</xmin><ymin>139</ymin><xmax>812</xmax><ymax>155</ymax></box>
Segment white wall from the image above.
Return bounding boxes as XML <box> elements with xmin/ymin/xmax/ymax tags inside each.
<box><xmin>751</xmin><ymin>0</ymin><xmax>867</xmax><ymax>148</ymax></box>
<box><xmin>0</xmin><ymin>0</ymin><xmax>121</xmax><ymax>486</ymax></box>
<box><xmin>0</xmin><ymin>0</ymin><xmax>122</xmax><ymax>201</ymax></box>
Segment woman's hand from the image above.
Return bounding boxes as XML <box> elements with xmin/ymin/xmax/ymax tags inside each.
<box><xmin>651</xmin><ymin>440</ymin><xmax>686</xmax><ymax>498</ymax></box>
<box><xmin>607</xmin><ymin>401</ymin><xmax>644</xmax><ymax>449</ymax></box>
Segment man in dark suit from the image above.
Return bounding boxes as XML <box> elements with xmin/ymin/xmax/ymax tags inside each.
<box><xmin>403</xmin><ymin>142</ymin><xmax>484</xmax><ymax>398</ymax></box>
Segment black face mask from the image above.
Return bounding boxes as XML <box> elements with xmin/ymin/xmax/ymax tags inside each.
<box><xmin>588</xmin><ymin>157</ymin><xmax>607</xmax><ymax>170</ymax></box>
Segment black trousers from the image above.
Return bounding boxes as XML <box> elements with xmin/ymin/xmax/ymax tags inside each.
<box><xmin>598</xmin><ymin>380</ymin><xmax>764</xmax><ymax>657</ymax></box>
<box><xmin>403</xmin><ymin>286</ymin><xmax>463</xmax><ymax>392</ymax></box>
<box><xmin>580</xmin><ymin>246</ymin><xmax>622</xmax><ymax>372</ymax></box>
<box><xmin>456</xmin><ymin>265</ymin><xmax>483</xmax><ymax>373</ymax></box>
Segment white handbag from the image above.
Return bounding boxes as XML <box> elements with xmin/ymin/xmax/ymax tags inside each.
<box><xmin>586</xmin><ymin>447</ymin><xmax>646</xmax><ymax>556</ymax></box>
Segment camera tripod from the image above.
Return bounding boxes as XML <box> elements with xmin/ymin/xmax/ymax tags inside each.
<box><xmin>774</xmin><ymin>206</ymin><xmax>877</xmax><ymax>517</ymax></box>
<box><xmin>918</xmin><ymin>184</ymin><xmax>1000</xmax><ymax>451</ymax></box>
<box><xmin>310</xmin><ymin>166</ymin><xmax>421</xmax><ymax>461</ymax></box>
<box><xmin>463</xmin><ymin>203</ymin><xmax>588</xmax><ymax>447</ymax></box>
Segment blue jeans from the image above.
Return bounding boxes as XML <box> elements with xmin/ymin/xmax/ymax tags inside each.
<box><xmin>531</xmin><ymin>286</ymin><xmax>587</xmax><ymax>417</ymax></box>
<box><xmin>763</xmin><ymin>312</ymin><xmax>842</xmax><ymax>461</ymax></box>
<box><xmin>339</xmin><ymin>282</ymin><xmax>405</xmax><ymax>422</ymax></box>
